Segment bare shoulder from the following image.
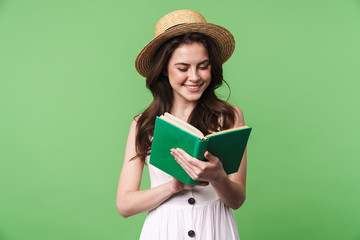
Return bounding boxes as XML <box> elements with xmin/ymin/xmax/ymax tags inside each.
<box><xmin>133</xmin><ymin>114</ymin><xmax>141</xmax><ymax>124</ymax></box>
<box><xmin>231</xmin><ymin>105</ymin><xmax>245</xmax><ymax>127</ymax></box>
<box><xmin>129</xmin><ymin>115</ymin><xmax>141</xmax><ymax>132</ymax></box>
<box><xmin>123</xmin><ymin>115</ymin><xmax>142</xmax><ymax>163</ymax></box>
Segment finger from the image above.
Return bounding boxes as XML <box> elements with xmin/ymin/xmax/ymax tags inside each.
<box><xmin>172</xmin><ymin>148</ymin><xmax>200</xmax><ymax>167</ymax></box>
<box><xmin>183</xmin><ymin>183</ymin><xmax>196</xmax><ymax>189</ymax></box>
<box><xmin>171</xmin><ymin>148</ymin><xmax>190</xmax><ymax>164</ymax></box>
<box><xmin>204</xmin><ymin>151</ymin><xmax>218</xmax><ymax>162</ymax></box>
<box><xmin>171</xmin><ymin>148</ymin><xmax>210</xmax><ymax>181</ymax></box>
<box><xmin>171</xmin><ymin>149</ymin><xmax>198</xmax><ymax>179</ymax></box>
<box><xmin>176</xmin><ymin>148</ymin><xmax>206</xmax><ymax>169</ymax></box>
<box><xmin>172</xmin><ymin>149</ymin><xmax>211</xmax><ymax>182</ymax></box>
<box><xmin>198</xmin><ymin>181</ymin><xmax>209</xmax><ymax>186</ymax></box>
<box><xmin>172</xmin><ymin>178</ymin><xmax>196</xmax><ymax>190</ymax></box>
<box><xmin>174</xmin><ymin>148</ymin><xmax>192</xmax><ymax>159</ymax></box>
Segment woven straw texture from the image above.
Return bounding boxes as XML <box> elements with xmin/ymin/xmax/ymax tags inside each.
<box><xmin>135</xmin><ymin>10</ymin><xmax>235</xmax><ymax>77</ymax></box>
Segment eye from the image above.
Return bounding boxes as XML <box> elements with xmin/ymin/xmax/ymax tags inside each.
<box><xmin>199</xmin><ymin>64</ymin><xmax>210</xmax><ymax>70</ymax></box>
<box><xmin>177</xmin><ymin>68</ymin><xmax>188</xmax><ymax>72</ymax></box>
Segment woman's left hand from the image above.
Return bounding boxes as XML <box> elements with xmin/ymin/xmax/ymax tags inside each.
<box><xmin>170</xmin><ymin>148</ymin><xmax>227</xmax><ymax>185</ymax></box>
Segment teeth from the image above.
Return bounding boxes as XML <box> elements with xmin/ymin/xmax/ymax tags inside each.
<box><xmin>186</xmin><ymin>85</ymin><xmax>199</xmax><ymax>89</ymax></box>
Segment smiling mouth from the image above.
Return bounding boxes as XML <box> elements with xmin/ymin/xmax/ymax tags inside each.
<box><xmin>183</xmin><ymin>84</ymin><xmax>202</xmax><ymax>92</ymax></box>
<box><xmin>187</xmin><ymin>85</ymin><xmax>200</xmax><ymax>89</ymax></box>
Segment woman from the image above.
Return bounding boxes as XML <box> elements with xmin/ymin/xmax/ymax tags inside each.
<box><xmin>117</xmin><ymin>10</ymin><xmax>247</xmax><ymax>239</ymax></box>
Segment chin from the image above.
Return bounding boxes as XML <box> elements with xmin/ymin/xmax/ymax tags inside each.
<box><xmin>185</xmin><ymin>95</ymin><xmax>202</xmax><ymax>102</ymax></box>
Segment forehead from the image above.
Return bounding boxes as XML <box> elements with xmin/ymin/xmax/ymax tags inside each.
<box><xmin>169</xmin><ymin>42</ymin><xmax>209</xmax><ymax>64</ymax></box>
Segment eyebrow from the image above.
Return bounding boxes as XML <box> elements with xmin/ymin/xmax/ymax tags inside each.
<box><xmin>174</xmin><ymin>60</ymin><xmax>210</xmax><ymax>66</ymax></box>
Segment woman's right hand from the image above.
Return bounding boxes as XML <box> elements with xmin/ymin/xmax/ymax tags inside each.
<box><xmin>117</xmin><ymin>119</ymin><xmax>191</xmax><ymax>218</ymax></box>
<box><xmin>170</xmin><ymin>178</ymin><xmax>196</xmax><ymax>193</ymax></box>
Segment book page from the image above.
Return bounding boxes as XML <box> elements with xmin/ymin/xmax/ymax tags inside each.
<box><xmin>205</xmin><ymin>126</ymin><xmax>250</xmax><ymax>137</ymax></box>
<box><xmin>161</xmin><ymin>112</ymin><xmax>204</xmax><ymax>138</ymax></box>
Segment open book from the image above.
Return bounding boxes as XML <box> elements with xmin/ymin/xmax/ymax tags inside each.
<box><xmin>149</xmin><ymin>112</ymin><xmax>252</xmax><ymax>185</ymax></box>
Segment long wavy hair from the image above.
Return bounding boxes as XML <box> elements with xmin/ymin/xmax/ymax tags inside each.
<box><xmin>135</xmin><ymin>32</ymin><xmax>236</xmax><ymax>162</ymax></box>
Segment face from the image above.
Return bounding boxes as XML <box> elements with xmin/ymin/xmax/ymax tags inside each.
<box><xmin>166</xmin><ymin>42</ymin><xmax>211</xmax><ymax>105</ymax></box>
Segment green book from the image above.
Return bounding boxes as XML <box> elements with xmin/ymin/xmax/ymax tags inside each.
<box><xmin>149</xmin><ymin>112</ymin><xmax>252</xmax><ymax>185</ymax></box>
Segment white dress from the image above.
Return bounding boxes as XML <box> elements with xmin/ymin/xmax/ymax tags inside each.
<box><xmin>139</xmin><ymin>156</ymin><xmax>240</xmax><ymax>240</ymax></box>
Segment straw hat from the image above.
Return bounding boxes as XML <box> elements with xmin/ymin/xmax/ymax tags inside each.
<box><xmin>135</xmin><ymin>10</ymin><xmax>235</xmax><ymax>77</ymax></box>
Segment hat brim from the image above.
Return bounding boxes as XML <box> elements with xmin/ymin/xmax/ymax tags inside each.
<box><xmin>135</xmin><ymin>23</ymin><xmax>235</xmax><ymax>77</ymax></box>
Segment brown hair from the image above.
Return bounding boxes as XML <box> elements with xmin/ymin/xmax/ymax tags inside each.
<box><xmin>135</xmin><ymin>33</ymin><xmax>236</xmax><ymax>162</ymax></box>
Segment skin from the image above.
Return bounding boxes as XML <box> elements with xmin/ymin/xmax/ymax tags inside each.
<box><xmin>116</xmin><ymin>42</ymin><xmax>247</xmax><ymax>218</ymax></box>
<box><xmin>166</xmin><ymin>42</ymin><xmax>212</xmax><ymax>120</ymax></box>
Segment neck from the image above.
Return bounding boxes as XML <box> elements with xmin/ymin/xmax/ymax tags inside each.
<box><xmin>170</xmin><ymin>101</ymin><xmax>197</xmax><ymax>122</ymax></box>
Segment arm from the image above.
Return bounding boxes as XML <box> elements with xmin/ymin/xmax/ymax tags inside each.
<box><xmin>116</xmin><ymin>118</ymin><xmax>188</xmax><ymax>218</ymax></box>
<box><xmin>170</xmin><ymin>106</ymin><xmax>247</xmax><ymax>209</ymax></box>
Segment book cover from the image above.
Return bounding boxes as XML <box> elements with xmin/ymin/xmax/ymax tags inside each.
<box><xmin>149</xmin><ymin>114</ymin><xmax>252</xmax><ymax>185</ymax></box>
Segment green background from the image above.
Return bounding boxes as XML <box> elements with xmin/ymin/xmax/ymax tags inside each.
<box><xmin>1</xmin><ymin>0</ymin><xmax>359</xmax><ymax>239</ymax></box>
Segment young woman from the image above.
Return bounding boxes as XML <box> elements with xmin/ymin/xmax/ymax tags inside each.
<box><xmin>117</xmin><ymin>10</ymin><xmax>247</xmax><ymax>240</ymax></box>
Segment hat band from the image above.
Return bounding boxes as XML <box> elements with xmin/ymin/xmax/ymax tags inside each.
<box><xmin>165</xmin><ymin>23</ymin><xmax>185</xmax><ymax>31</ymax></box>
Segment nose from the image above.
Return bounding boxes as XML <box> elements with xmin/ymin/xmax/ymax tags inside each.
<box><xmin>188</xmin><ymin>68</ymin><xmax>200</xmax><ymax>82</ymax></box>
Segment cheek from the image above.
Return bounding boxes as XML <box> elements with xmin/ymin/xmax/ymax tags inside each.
<box><xmin>169</xmin><ymin>71</ymin><xmax>186</xmax><ymax>84</ymax></box>
<box><xmin>202</xmin><ymin>69</ymin><xmax>212</xmax><ymax>82</ymax></box>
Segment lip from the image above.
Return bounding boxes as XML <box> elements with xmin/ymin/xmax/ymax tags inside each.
<box><xmin>183</xmin><ymin>84</ymin><xmax>202</xmax><ymax>92</ymax></box>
